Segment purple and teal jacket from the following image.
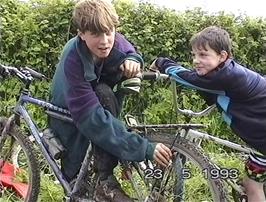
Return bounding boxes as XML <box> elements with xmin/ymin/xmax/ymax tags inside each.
<box><xmin>50</xmin><ymin>34</ymin><xmax>155</xmax><ymax>176</ymax></box>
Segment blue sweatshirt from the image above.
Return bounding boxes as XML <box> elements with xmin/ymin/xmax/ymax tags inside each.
<box><xmin>50</xmin><ymin>34</ymin><xmax>155</xmax><ymax>175</ymax></box>
<box><xmin>156</xmin><ymin>58</ymin><xmax>266</xmax><ymax>154</ymax></box>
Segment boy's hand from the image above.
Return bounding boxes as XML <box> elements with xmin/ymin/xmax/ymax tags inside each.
<box><xmin>149</xmin><ymin>57</ymin><xmax>168</xmax><ymax>72</ymax></box>
<box><xmin>120</xmin><ymin>59</ymin><xmax>141</xmax><ymax>78</ymax></box>
<box><xmin>149</xmin><ymin>59</ymin><xmax>159</xmax><ymax>71</ymax></box>
<box><xmin>149</xmin><ymin>57</ymin><xmax>180</xmax><ymax>73</ymax></box>
<box><xmin>0</xmin><ymin>65</ymin><xmax>10</xmax><ymax>79</ymax></box>
<box><xmin>153</xmin><ymin>143</ymin><xmax>172</xmax><ymax>167</ymax></box>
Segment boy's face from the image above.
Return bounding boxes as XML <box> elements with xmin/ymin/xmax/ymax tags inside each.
<box><xmin>79</xmin><ymin>28</ymin><xmax>115</xmax><ymax>58</ymax></box>
<box><xmin>192</xmin><ymin>44</ymin><xmax>227</xmax><ymax>76</ymax></box>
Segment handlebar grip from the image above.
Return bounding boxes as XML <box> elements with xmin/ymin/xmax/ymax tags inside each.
<box><xmin>142</xmin><ymin>72</ymin><xmax>159</xmax><ymax>80</ymax></box>
<box><xmin>24</xmin><ymin>66</ymin><xmax>46</xmax><ymax>79</ymax></box>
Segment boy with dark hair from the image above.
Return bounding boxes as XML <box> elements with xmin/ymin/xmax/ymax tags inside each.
<box><xmin>152</xmin><ymin>26</ymin><xmax>266</xmax><ymax>201</ymax></box>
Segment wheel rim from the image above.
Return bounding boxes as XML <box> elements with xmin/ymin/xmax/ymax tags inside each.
<box><xmin>118</xmin><ymin>150</ymin><xmax>225</xmax><ymax>202</ymax></box>
<box><xmin>0</xmin><ymin>135</ymin><xmax>34</xmax><ymax>201</ymax></box>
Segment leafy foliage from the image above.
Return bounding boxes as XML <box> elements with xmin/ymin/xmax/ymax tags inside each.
<box><xmin>1</xmin><ymin>0</ymin><xmax>265</xmax><ymax>200</ymax></box>
<box><xmin>0</xmin><ymin>0</ymin><xmax>74</xmax><ymax>78</ymax></box>
<box><xmin>1</xmin><ymin>0</ymin><xmax>266</xmax><ymax>145</ymax></box>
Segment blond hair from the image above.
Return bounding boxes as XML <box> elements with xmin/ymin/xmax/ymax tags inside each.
<box><xmin>190</xmin><ymin>26</ymin><xmax>232</xmax><ymax>57</ymax></box>
<box><xmin>73</xmin><ymin>0</ymin><xmax>119</xmax><ymax>33</ymax></box>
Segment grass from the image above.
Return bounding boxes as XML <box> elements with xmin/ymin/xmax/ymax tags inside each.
<box><xmin>1</xmin><ymin>142</ymin><xmax>247</xmax><ymax>201</ymax></box>
<box><xmin>39</xmin><ymin>174</ymin><xmax>64</xmax><ymax>202</ymax></box>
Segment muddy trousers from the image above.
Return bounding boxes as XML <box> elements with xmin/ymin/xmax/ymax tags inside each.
<box><xmin>50</xmin><ymin>82</ymin><xmax>125</xmax><ymax>182</ymax></box>
<box><xmin>93</xmin><ymin>82</ymin><xmax>124</xmax><ymax>180</ymax></box>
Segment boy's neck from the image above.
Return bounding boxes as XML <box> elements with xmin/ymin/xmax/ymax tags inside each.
<box><xmin>92</xmin><ymin>55</ymin><xmax>103</xmax><ymax>65</ymax></box>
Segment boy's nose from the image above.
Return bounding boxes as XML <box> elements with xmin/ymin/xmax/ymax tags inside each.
<box><xmin>100</xmin><ymin>33</ymin><xmax>109</xmax><ymax>44</ymax></box>
<box><xmin>193</xmin><ymin>57</ymin><xmax>199</xmax><ymax>64</ymax></box>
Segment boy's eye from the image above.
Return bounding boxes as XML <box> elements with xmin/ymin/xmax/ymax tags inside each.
<box><xmin>91</xmin><ymin>31</ymin><xmax>112</xmax><ymax>37</ymax></box>
<box><xmin>105</xmin><ymin>31</ymin><xmax>112</xmax><ymax>36</ymax></box>
<box><xmin>191</xmin><ymin>52</ymin><xmax>196</xmax><ymax>59</ymax></box>
<box><xmin>198</xmin><ymin>52</ymin><xmax>207</xmax><ymax>57</ymax></box>
<box><xmin>92</xmin><ymin>32</ymin><xmax>101</xmax><ymax>37</ymax></box>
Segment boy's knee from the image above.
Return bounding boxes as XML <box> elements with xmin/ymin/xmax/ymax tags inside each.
<box><xmin>94</xmin><ymin>83</ymin><xmax>120</xmax><ymax>117</ymax></box>
<box><xmin>95</xmin><ymin>83</ymin><xmax>113</xmax><ymax>97</ymax></box>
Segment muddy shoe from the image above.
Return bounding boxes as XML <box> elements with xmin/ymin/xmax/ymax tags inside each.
<box><xmin>94</xmin><ymin>175</ymin><xmax>133</xmax><ymax>202</ymax></box>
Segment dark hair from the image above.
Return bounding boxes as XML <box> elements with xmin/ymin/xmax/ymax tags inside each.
<box><xmin>190</xmin><ymin>26</ymin><xmax>232</xmax><ymax>57</ymax></box>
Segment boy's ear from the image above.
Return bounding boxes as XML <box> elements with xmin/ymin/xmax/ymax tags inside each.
<box><xmin>220</xmin><ymin>50</ymin><xmax>228</xmax><ymax>62</ymax></box>
<box><xmin>77</xmin><ymin>30</ymin><xmax>84</xmax><ymax>40</ymax></box>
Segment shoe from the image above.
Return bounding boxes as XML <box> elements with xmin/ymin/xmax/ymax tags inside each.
<box><xmin>94</xmin><ymin>175</ymin><xmax>134</xmax><ymax>202</ymax></box>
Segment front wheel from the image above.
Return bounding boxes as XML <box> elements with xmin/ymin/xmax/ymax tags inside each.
<box><xmin>0</xmin><ymin>119</ymin><xmax>40</xmax><ymax>202</ymax></box>
<box><xmin>124</xmin><ymin>132</ymin><xmax>228</xmax><ymax>202</ymax></box>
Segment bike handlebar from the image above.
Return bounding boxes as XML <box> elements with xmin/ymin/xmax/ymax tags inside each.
<box><xmin>140</xmin><ymin>71</ymin><xmax>216</xmax><ymax>117</ymax></box>
<box><xmin>141</xmin><ymin>71</ymin><xmax>169</xmax><ymax>80</ymax></box>
<box><xmin>177</xmin><ymin>104</ymin><xmax>216</xmax><ymax>117</ymax></box>
<box><xmin>0</xmin><ymin>64</ymin><xmax>47</xmax><ymax>82</ymax></box>
<box><xmin>24</xmin><ymin>66</ymin><xmax>47</xmax><ymax>79</ymax></box>
<box><xmin>1</xmin><ymin>64</ymin><xmax>214</xmax><ymax>117</ymax></box>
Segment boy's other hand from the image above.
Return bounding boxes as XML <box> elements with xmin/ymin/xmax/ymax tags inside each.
<box><xmin>120</xmin><ymin>59</ymin><xmax>141</xmax><ymax>78</ymax></box>
<box><xmin>149</xmin><ymin>59</ymin><xmax>159</xmax><ymax>71</ymax></box>
<box><xmin>149</xmin><ymin>57</ymin><xmax>168</xmax><ymax>72</ymax></box>
<box><xmin>153</xmin><ymin>143</ymin><xmax>172</xmax><ymax>167</ymax></box>
<box><xmin>0</xmin><ymin>65</ymin><xmax>10</xmax><ymax>79</ymax></box>
<box><xmin>149</xmin><ymin>57</ymin><xmax>180</xmax><ymax>73</ymax></box>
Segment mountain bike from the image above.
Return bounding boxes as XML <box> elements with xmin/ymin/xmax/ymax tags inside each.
<box><xmin>0</xmin><ymin>64</ymin><xmax>227</xmax><ymax>202</ymax></box>
<box><xmin>138</xmin><ymin>71</ymin><xmax>266</xmax><ymax>202</ymax></box>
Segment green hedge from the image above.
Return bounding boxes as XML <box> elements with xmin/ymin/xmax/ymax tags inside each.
<box><xmin>114</xmin><ymin>2</ymin><xmax>266</xmax><ymax>72</ymax></box>
<box><xmin>1</xmin><ymin>0</ymin><xmax>266</xmax><ymax>74</ymax></box>
<box><xmin>0</xmin><ymin>0</ymin><xmax>74</xmax><ymax>77</ymax></box>
<box><xmin>1</xmin><ymin>0</ymin><xmax>266</xmax><ymax>142</ymax></box>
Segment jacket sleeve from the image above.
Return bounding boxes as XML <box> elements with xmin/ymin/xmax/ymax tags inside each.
<box><xmin>156</xmin><ymin>57</ymin><xmax>226</xmax><ymax>95</ymax></box>
<box><xmin>114</xmin><ymin>33</ymin><xmax>144</xmax><ymax>68</ymax></box>
<box><xmin>198</xmin><ymin>91</ymin><xmax>217</xmax><ymax>106</ymax></box>
<box><xmin>63</xmin><ymin>51</ymin><xmax>155</xmax><ymax>162</ymax></box>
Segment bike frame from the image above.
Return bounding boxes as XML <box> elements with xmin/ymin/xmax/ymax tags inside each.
<box><xmin>12</xmin><ymin>91</ymin><xmax>71</xmax><ymax>192</ymax></box>
<box><xmin>0</xmin><ymin>63</ymin><xmax>102</xmax><ymax>201</ymax></box>
<box><xmin>167</xmin><ymin>76</ymin><xmax>260</xmax><ymax>197</ymax></box>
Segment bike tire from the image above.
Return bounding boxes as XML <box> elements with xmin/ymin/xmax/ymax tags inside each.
<box><xmin>0</xmin><ymin>122</ymin><xmax>40</xmax><ymax>202</ymax></box>
<box><xmin>126</xmin><ymin>132</ymin><xmax>228</xmax><ymax>202</ymax></box>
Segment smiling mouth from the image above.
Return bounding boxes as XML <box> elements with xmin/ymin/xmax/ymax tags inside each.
<box><xmin>99</xmin><ymin>47</ymin><xmax>109</xmax><ymax>51</ymax></box>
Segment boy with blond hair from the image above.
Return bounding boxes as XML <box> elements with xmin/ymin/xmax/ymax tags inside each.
<box><xmin>152</xmin><ymin>26</ymin><xmax>266</xmax><ymax>201</ymax></box>
<box><xmin>50</xmin><ymin>0</ymin><xmax>172</xmax><ymax>201</ymax></box>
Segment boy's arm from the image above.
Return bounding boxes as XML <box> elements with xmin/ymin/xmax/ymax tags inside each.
<box><xmin>113</xmin><ymin>33</ymin><xmax>143</xmax><ymax>78</ymax></box>
<box><xmin>0</xmin><ymin>65</ymin><xmax>10</xmax><ymax>79</ymax></box>
<box><xmin>115</xmin><ymin>33</ymin><xmax>144</xmax><ymax>67</ymax></box>
<box><xmin>198</xmin><ymin>91</ymin><xmax>217</xmax><ymax>106</ymax></box>
<box><xmin>152</xmin><ymin>57</ymin><xmax>225</xmax><ymax>95</ymax></box>
<box><xmin>152</xmin><ymin>57</ymin><xmax>181</xmax><ymax>73</ymax></box>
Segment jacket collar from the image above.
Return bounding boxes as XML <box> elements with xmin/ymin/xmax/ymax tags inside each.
<box><xmin>75</xmin><ymin>36</ymin><xmax>97</xmax><ymax>81</ymax></box>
